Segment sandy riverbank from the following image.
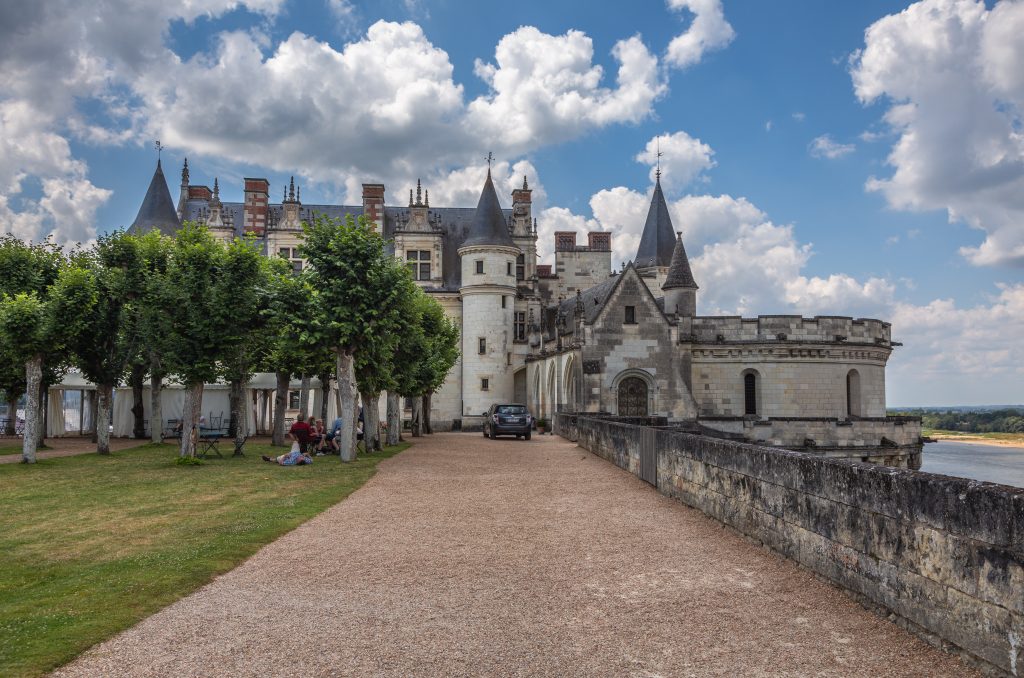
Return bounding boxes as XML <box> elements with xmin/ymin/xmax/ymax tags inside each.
<box><xmin>929</xmin><ymin>434</ymin><xmax>1024</xmax><ymax>449</ymax></box>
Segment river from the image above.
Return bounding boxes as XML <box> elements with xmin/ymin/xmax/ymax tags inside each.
<box><xmin>920</xmin><ymin>440</ymin><xmax>1024</xmax><ymax>488</ymax></box>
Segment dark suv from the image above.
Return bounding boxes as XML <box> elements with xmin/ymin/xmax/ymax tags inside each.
<box><xmin>483</xmin><ymin>404</ymin><xmax>533</xmax><ymax>440</ymax></box>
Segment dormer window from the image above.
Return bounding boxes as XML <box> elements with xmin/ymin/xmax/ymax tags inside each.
<box><xmin>406</xmin><ymin>250</ymin><xmax>431</xmax><ymax>281</ymax></box>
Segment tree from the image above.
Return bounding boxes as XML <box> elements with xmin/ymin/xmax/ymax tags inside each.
<box><xmin>0</xmin><ymin>265</ymin><xmax>96</xmax><ymax>462</ymax></box>
<box><xmin>68</xmin><ymin>231</ymin><xmax>146</xmax><ymax>454</ymax></box>
<box><xmin>301</xmin><ymin>214</ymin><xmax>407</xmax><ymax>462</ymax></box>
<box><xmin>220</xmin><ymin>249</ymin><xmax>280</xmax><ymax>452</ymax></box>
<box><xmin>159</xmin><ymin>224</ymin><xmax>263</xmax><ymax>457</ymax></box>
<box><xmin>389</xmin><ymin>292</ymin><xmax>459</xmax><ymax>438</ymax></box>
<box><xmin>135</xmin><ymin>231</ymin><xmax>175</xmax><ymax>444</ymax></box>
<box><xmin>354</xmin><ymin>257</ymin><xmax>419</xmax><ymax>452</ymax></box>
<box><xmin>259</xmin><ymin>261</ymin><xmax>320</xmax><ymax>446</ymax></box>
<box><xmin>418</xmin><ymin>296</ymin><xmax>460</xmax><ymax>434</ymax></box>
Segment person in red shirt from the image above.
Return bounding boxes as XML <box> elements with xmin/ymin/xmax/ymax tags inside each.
<box><xmin>288</xmin><ymin>414</ymin><xmax>313</xmax><ymax>454</ymax></box>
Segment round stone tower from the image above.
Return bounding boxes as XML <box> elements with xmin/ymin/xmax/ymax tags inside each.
<box><xmin>662</xmin><ymin>231</ymin><xmax>699</xmax><ymax>316</ymax></box>
<box><xmin>458</xmin><ymin>169</ymin><xmax>519</xmax><ymax>422</ymax></box>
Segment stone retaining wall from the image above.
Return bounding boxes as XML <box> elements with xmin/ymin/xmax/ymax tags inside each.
<box><xmin>556</xmin><ymin>413</ymin><xmax>1024</xmax><ymax>676</ymax></box>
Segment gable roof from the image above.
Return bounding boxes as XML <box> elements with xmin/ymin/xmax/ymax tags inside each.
<box><xmin>129</xmin><ymin>159</ymin><xmax>181</xmax><ymax>236</ymax></box>
<box><xmin>634</xmin><ymin>177</ymin><xmax>675</xmax><ymax>268</ymax></box>
<box><xmin>662</xmin><ymin>232</ymin><xmax>698</xmax><ymax>290</ymax></box>
<box><xmin>461</xmin><ymin>170</ymin><xmax>515</xmax><ymax>248</ymax></box>
<box><xmin>550</xmin><ymin>263</ymin><xmax>674</xmax><ymax>336</ymax></box>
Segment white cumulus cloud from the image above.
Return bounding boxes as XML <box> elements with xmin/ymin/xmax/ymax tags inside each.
<box><xmin>665</xmin><ymin>0</ymin><xmax>736</xmax><ymax>69</ymax></box>
<box><xmin>851</xmin><ymin>0</ymin><xmax>1024</xmax><ymax>267</ymax></box>
<box><xmin>809</xmin><ymin>134</ymin><xmax>855</xmax><ymax>159</ymax></box>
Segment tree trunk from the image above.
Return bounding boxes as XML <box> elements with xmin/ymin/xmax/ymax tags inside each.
<box><xmin>423</xmin><ymin>392</ymin><xmax>433</xmax><ymax>434</ymax></box>
<box><xmin>233</xmin><ymin>380</ymin><xmax>248</xmax><ymax>450</ymax></box>
<box><xmin>386</xmin><ymin>391</ymin><xmax>400</xmax><ymax>446</ymax></box>
<box><xmin>88</xmin><ymin>390</ymin><xmax>98</xmax><ymax>443</ymax></box>
<box><xmin>179</xmin><ymin>382</ymin><xmax>203</xmax><ymax>458</ymax></box>
<box><xmin>319</xmin><ymin>381</ymin><xmax>330</xmax><ymax>423</ymax></box>
<box><xmin>272</xmin><ymin>371</ymin><xmax>289</xmax><ymax>447</ymax></box>
<box><xmin>2</xmin><ymin>392</ymin><xmax>18</xmax><ymax>435</ymax></box>
<box><xmin>360</xmin><ymin>391</ymin><xmax>379</xmax><ymax>453</ymax></box>
<box><xmin>96</xmin><ymin>383</ymin><xmax>113</xmax><ymax>455</ymax></box>
<box><xmin>299</xmin><ymin>374</ymin><xmax>310</xmax><ymax>418</ymax></box>
<box><xmin>149</xmin><ymin>365</ymin><xmax>163</xmax><ymax>444</ymax></box>
<box><xmin>410</xmin><ymin>395</ymin><xmax>423</xmax><ymax>437</ymax></box>
<box><xmin>22</xmin><ymin>355</ymin><xmax>42</xmax><ymax>463</ymax></box>
<box><xmin>36</xmin><ymin>378</ymin><xmax>46</xmax><ymax>449</ymax></box>
<box><xmin>130</xmin><ymin>363</ymin><xmax>146</xmax><ymax>439</ymax></box>
<box><xmin>336</xmin><ymin>349</ymin><xmax>357</xmax><ymax>462</ymax></box>
<box><xmin>228</xmin><ymin>379</ymin><xmax>240</xmax><ymax>439</ymax></box>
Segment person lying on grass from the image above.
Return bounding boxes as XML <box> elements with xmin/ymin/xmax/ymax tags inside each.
<box><xmin>262</xmin><ymin>441</ymin><xmax>313</xmax><ymax>466</ymax></box>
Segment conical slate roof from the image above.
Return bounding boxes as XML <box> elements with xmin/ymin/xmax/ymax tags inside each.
<box><xmin>461</xmin><ymin>171</ymin><xmax>514</xmax><ymax>248</ymax></box>
<box><xmin>129</xmin><ymin>159</ymin><xmax>181</xmax><ymax>236</ymax></box>
<box><xmin>634</xmin><ymin>177</ymin><xmax>675</xmax><ymax>268</ymax></box>
<box><xmin>662</xmin><ymin>232</ymin><xmax>698</xmax><ymax>290</ymax></box>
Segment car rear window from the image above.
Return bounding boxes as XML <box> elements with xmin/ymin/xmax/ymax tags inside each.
<box><xmin>496</xmin><ymin>405</ymin><xmax>528</xmax><ymax>415</ymax></box>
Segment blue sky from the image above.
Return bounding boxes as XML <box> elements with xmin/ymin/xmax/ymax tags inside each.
<box><xmin>1</xmin><ymin>0</ymin><xmax>1022</xmax><ymax>406</ymax></box>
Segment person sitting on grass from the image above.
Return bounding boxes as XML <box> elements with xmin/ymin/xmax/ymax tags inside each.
<box><xmin>262</xmin><ymin>440</ymin><xmax>313</xmax><ymax>466</ymax></box>
<box><xmin>288</xmin><ymin>412</ymin><xmax>313</xmax><ymax>454</ymax></box>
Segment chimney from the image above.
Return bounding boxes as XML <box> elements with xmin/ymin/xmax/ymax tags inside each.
<box><xmin>362</xmin><ymin>183</ymin><xmax>385</xmax><ymax>234</ymax></box>
<box><xmin>243</xmin><ymin>178</ymin><xmax>270</xmax><ymax>235</ymax></box>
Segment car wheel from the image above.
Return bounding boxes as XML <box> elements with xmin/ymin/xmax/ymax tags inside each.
<box><xmin>525</xmin><ymin>431</ymin><xmax>531</xmax><ymax>440</ymax></box>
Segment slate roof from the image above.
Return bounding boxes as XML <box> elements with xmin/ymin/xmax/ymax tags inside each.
<box><xmin>634</xmin><ymin>177</ymin><xmax>675</xmax><ymax>268</ymax></box>
<box><xmin>461</xmin><ymin>171</ymin><xmax>515</xmax><ymax>249</ymax></box>
<box><xmin>662</xmin><ymin>232</ymin><xmax>698</xmax><ymax>290</ymax></box>
<box><xmin>180</xmin><ymin>197</ymin><xmax>513</xmax><ymax>292</ymax></box>
<box><xmin>129</xmin><ymin>160</ymin><xmax>181</xmax><ymax>236</ymax></box>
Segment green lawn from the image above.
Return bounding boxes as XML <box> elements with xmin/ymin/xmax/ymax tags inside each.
<box><xmin>0</xmin><ymin>441</ymin><xmax>409</xmax><ymax>677</ymax></box>
<box><xmin>0</xmin><ymin>442</ymin><xmax>21</xmax><ymax>455</ymax></box>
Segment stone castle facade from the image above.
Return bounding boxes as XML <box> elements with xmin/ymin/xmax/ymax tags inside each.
<box><xmin>129</xmin><ymin>158</ymin><xmax>922</xmax><ymax>468</ymax></box>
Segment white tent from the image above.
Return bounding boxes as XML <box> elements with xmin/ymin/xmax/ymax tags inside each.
<box><xmin>111</xmin><ymin>384</ymin><xmax>235</xmax><ymax>438</ymax></box>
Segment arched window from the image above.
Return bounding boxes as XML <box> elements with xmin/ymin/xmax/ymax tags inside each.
<box><xmin>846</xmin><ymin>369</ymin><xmax>862</xmax><ymax>417</ymax></box>
<box><xmin>743</xmin><ymin>372</ymin><xmax>758</xmax><ymax>416</ymax></box>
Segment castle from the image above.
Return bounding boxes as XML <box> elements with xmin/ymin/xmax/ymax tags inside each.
<box><xmin>130</xmin><ymin>158</ymin><xmax>923</xmax><ymax>468</ymax></box>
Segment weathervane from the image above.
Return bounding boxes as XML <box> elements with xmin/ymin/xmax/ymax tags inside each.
<box><xmin>655</xmin><ymin>136</ymin><xmax>663</xmax><ymax>180</ymax></box>
<box><xmin>154</xmin><ymin>140</ymin><xmax>164</xmax><ymax>160</ymax></box>
<box><xmin>486</xmin><ymin>151</ymin><xmax>494</xmax><ymax>170</ymax></box>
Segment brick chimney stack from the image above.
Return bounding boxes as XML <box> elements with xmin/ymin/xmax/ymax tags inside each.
<box><xmin>243</xmin><ymin>178</ymin><xmax>270</xmax><ymax>235</ymax></box>
<box><xmin>362</xmin><ymin>183</ymin><xmax>385</xmax><ymax>234</ymax></box>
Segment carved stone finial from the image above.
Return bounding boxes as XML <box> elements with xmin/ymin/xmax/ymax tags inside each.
<box><xmin>523</xmin><ymin>175</ymin><xmax>528</xmax><ymax>190</ymax></box>
<box><xmin>425</xmin><ymin>189</ymin><xmax>429</xmax><ymax>207</ymax></box>
<box><xmin>182</xmin><ymin>158</ymin><xmax>189</xmax><ymax>185</ymax></box>
<box><xmin>416</xmin><ymin>179</ymin><xmax>422</xmax><ymax>206</ymax></box>
<box><xmin>213</xmin><ymin>177</ymin><xmax>219</xmax><ymax>199</ymax></box>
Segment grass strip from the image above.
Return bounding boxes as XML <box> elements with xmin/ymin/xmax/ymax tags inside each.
<box><xmin>0</xmin><ymin>441</ymin><xmax>408</xmax><ymax>677</ymax></box>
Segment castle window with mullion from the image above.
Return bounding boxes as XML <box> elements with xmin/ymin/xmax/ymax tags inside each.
<box><xmin>516</xmin><ymin>254</ymin><xmax>525</xmax><ymax>281</ymax></box>
<box><xmin>406</xmin><ymin>250</ymin><xmax>431</xmax><ymax>281</ymax></box>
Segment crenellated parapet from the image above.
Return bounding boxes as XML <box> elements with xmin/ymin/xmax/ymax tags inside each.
<box><xmin>682</xmin><ymin>315</ymin><xmax>893</xmax><ymax>345</ymax></box>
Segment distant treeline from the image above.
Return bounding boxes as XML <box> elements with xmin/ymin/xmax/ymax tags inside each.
<box><xmin>895</xmin><ymin>409</ymin><xmax>1024</xmax><ymax>433</ymax></box>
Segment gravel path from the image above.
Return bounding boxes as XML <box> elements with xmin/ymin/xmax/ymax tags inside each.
<box><xmin>54</xmin><ymin>432</ymin><xmax>971</xmax><ymax>677</ymax></box>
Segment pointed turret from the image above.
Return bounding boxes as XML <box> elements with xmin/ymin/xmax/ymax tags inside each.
<box><xmin>634</xmin><ymin>176</ymin><xmax>675</xmax><ymax>269</ymax></box>
<box><xmin>462</xmin><ymin>169</ymin><xmax>515</xmax><ymax>248</ymax></box>
<box><xmin>662</xmin><ymin>231</ymin><xmax>698</xmax><ymax>316</ymax></box>
<box><xmin>130</xmin><ymin>159</ymin><xmax>181</xmax><ymax>236</ymax></box>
